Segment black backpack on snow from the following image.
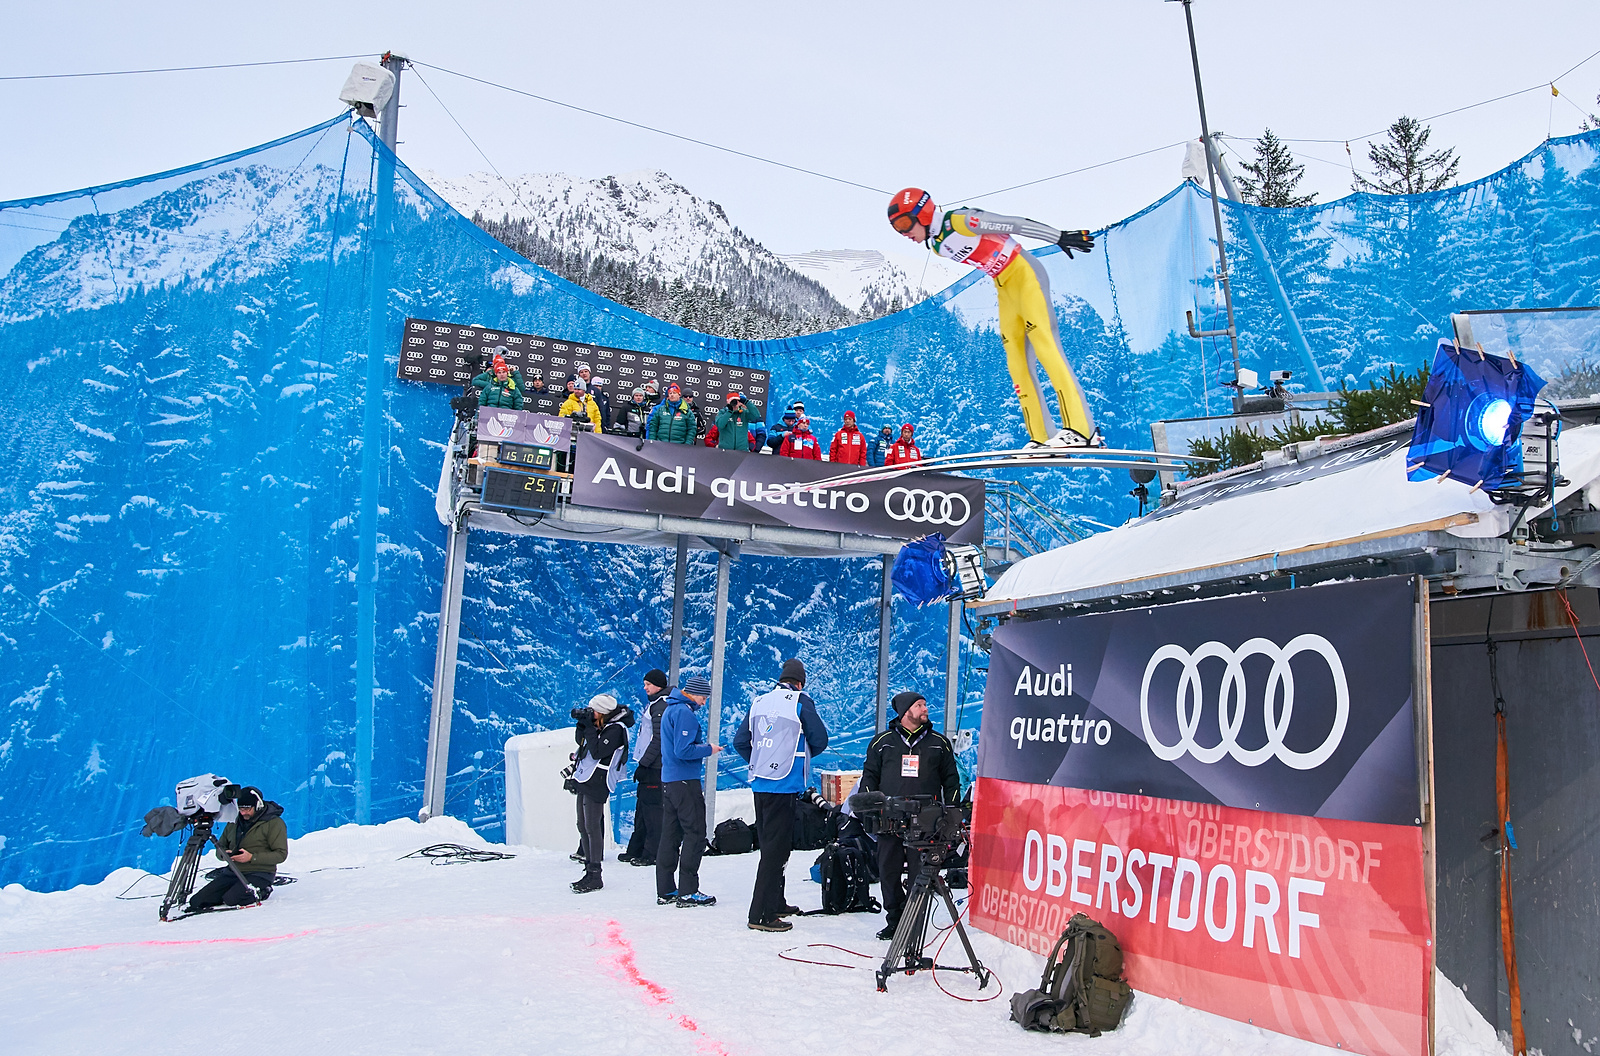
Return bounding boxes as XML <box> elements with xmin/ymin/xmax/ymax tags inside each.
<box><xmin>811</xmin><ymin>839</ymin><xmax>881</xmax><ymax>915</ymax></box>
<box><xmin>792</xmin><ymin>794</ymin><xmax>833</xmax><ymax>851</ymax></box>
<box><xmin>1010</xmin><ymin>913</ymin><xmax>1133</xmax><ymax>1036</ymax></box>
<box><xmin>709</xmin><ymin>818</ymin><xmax>757</xmax><ymax>855</ymax></box>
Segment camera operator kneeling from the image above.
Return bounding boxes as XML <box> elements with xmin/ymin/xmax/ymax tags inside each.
<box><xmin>861</xmin><ymin>691</ymin><xmax>960</xmax><ymax>940</ymax></box>
<box><xmin>187</xmin><ymin>787</ymin><xmax>287</xmax><ymax>913</ymax></box>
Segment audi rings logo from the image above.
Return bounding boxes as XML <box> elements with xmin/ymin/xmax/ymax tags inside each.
<box><xmin>1138</xmin><ymin>635</ymin><xmax>1349</xmax><ymax>770</ymax></box>
<box><xmin>885</xmin><ymin>487</ymin><xmax>972</xmax><ymax>526</ymax></box>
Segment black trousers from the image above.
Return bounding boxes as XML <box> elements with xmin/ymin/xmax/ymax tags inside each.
<box><xmin>878</xmin><ymin>834</ymin><xmax>911</xmax><ymax>927</ymax></box>
<box><xmin>575</xmin><ymin>793</ymin><xmax>607</xmax><ymax>868</ymax></box>
<box><xmin>749</xmin><ymin>791</ymin><xmax>795</xmax><ymax>923</ymax></box>
<box><xmin>656</xmin><ymin>780</ymin><xmax>706</xmax><ymax>898</ymax></box>
<box><xmin>188</xmin><ymin>870</ymin><xmax>272</xmax><ymax>911</ymax></box>
<box><xmin>625</xmin><ymin>767</ymin><xmax>663</xmax><ymax>862</ymax></box>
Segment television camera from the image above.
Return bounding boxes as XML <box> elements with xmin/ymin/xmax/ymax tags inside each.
<box><xmin>140</xmin><ymin>774</ymin><xmax>261</xmax><ymax>921</ymax></box>
<box><xmin>847</xmin><ymin>791</ymin><xmax>990</xmax><ymax>993</ymax></box>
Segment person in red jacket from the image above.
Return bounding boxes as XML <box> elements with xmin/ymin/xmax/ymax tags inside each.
<box><xmin>779</xmin><ymin>416</ymin><xmax>822</xmax><ymax>460</ymax></box>
<box><xmin>704</xmin><ymin>423</ymin><xmax>720</xmax><ymax>448</ymax></box>
<box><xmin>829</xmin><ymin>411</ymin><xmax>869</xmax><ymax>466</ymax></box>
<box><xmin>884</xmin><ymin>423</ymin><xmax>922</xmax><ymax>466</ymax></box>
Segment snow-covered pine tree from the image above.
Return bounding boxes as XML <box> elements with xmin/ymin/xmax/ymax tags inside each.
<box><xmin>1354</xmin><ymin>116</ymin><xmax>1460</xmax><ymax>195</ymax></box>
<box><xmin>1236</xmin><ymin>130</ymin><xmax>1317</xmax><ymax>207</ymax></box>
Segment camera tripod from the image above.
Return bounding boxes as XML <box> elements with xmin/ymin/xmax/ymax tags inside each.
<box><xmin>877</xmin><ymin>844</ymin><xmax>991</xmax><ymax>992</ymax></box>
<box><xmin>159</xmin><ymin>814</ymin><xmax>260</xmax><ymax>921</ymax></box>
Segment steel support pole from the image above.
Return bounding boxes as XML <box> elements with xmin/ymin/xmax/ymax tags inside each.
<box><xmin>354</xmin><ymin>51</ymin><xmax>405</xmax><ymax>824</ymax></box>
<box><xmin>944</xmin><ymin>599</ymin><xmax>961</xmax><ymax>735</ymax></box>
<box><xmin>877</xmin><ymin>554</ymin><xmax>894</xmax><ymax>733</ymax></box>
<box><xmin>669</xmin><ymin>534</ymin><xmax>688</xmax><ymax>685</ymax></box>
<box><xmin>704</xmin><ymin>549</ymin><xmax>731</xmax><ymax>834</ymax></box>
<box><xmin>421</xmin><ymin>517</ymin><xmax>469</xmax><ymax>821</ymax></box>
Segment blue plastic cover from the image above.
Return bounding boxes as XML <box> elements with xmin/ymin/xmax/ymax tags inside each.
<box><xmin>3</xmin><ymin>114</ymin><xmax>1600</xmax><ymax>889</ymax></box>
<box><xmin>891</xmin><ymin>534</ymin><xmax>951</xmax><ymax>606</ymax></box>
<box><xmin>1407</xmin><ymin>340</ymin><xmax>1548</xmax><ymax>488</ymax></box>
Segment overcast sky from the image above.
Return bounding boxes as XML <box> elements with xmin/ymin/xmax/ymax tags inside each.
<box><xmin>6</xmin><ymin>1</ymin><xmax>1600</xmax><ymax>261</ymax></box>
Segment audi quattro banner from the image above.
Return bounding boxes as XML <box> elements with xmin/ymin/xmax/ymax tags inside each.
<box><xmin>571</xmin><ymin>432</ymin><xmax>984</xmax><ymax>544</ymax></box>
<box><xmin>977</xmin><ymin>577</ymin><xmax>1418</xmax><ymax>826</ymax></box>
<box><xmin>968</xmin><ymin>778</ymin><xmax>1431</xmax><ymax>1056</ymax></box>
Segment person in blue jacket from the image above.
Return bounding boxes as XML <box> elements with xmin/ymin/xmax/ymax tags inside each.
<box><xmin>868</xmin><ymin>425</ymin><xmax>895</xmax><ymax>467</ymax></box>
<box><xmin>656</xmin><ymin>675</ymin><xmax>720</xmax><ymax>908</ymax></box>
<box><xmin>733</xmin><ymin>657</ymin><xmax>829</xmax><ymax>932</ymax></box>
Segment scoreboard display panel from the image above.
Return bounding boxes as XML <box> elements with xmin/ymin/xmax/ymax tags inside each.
<box><xmin>480</xmin><ymin>468</ymin><xmax>562</xmax><ymax>512</ymax></box>
<box><xmin>398</xmin><ymin>317</ymin><xmax>770</xmax><ymax>425</ymax></box>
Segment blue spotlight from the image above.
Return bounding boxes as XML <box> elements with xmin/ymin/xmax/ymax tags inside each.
<box><xmin>1465</xmin><ymin>394</ymin><xmax>1513</xmax><ymax>450</ymax></box>
<box><xmin>1406</xmin><ymin>340</ymin><xmax>1545</xmax><ymax>489</ymax></box>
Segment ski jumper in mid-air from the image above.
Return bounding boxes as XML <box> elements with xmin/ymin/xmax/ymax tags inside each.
<box><xmin>887</xmin><ymin>188</ymin><xmax>1097</xmax><ymax>447</ymax></box>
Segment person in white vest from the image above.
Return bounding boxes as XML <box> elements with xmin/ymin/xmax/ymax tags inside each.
<box><xmin>569</xmin><ymin>693</ymin><xmax>633</xmax><ymax>894</ymax></box>
<box><xmin>733</xmin><ymin>657</ymin><xmax>830</xmax><ymax>933</ymax></box>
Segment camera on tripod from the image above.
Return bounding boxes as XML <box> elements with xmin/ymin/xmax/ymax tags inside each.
<box><xmin>140</xmin><ymin>774</ymin><xmax>256</xmax><ymax>921</ymax></box>
<box><xmin>849</xmin><ymin>792</ymin><xmax>967</xmax><ymax>859</ymax></box>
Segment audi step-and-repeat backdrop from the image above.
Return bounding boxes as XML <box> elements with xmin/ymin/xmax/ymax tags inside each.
<box><xmin>971</xmin><ymin>578</ymin><xmax>1429</xmax><ymax>1056</ymax></box>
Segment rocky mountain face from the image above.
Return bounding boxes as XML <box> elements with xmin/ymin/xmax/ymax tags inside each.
<box><xmin>422</xmin><ymin>169</ymin><xmax>938</xmax><ymax>338</ymax></box>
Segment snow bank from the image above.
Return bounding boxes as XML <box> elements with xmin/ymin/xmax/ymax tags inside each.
<box><xmin>0</xmin><ymin>818</ymin><xmax>1505</xmax><ymax>1056</ymax></box>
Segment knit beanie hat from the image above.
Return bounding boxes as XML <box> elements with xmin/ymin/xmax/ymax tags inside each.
<box><xmin>644</xmin><ymin>668</ymin><xmax>669</xmax><ymax>690</ymax></box>
<box><xmin>588</xmin><ymin>693</ymin><xmax>619</xmax><ymax>715</ymax></box>
<box><xmin>236</xmin><ymin>786</ymin><xmax>265</xmax><ymax>811</ymax></box>
<box><xmin>681</xmin><ymin>675</ymin><xmax>712</xmax><ymax>698</ymax></box>
<box><xmin>891</xmin><ymin>691</ymin><xmax>926</xmax><ymax>717</ymax></box>
<box><xmin>780</xmin><ymin>657</ymin><xmax>807</xmax><ymax>684</ymax></box>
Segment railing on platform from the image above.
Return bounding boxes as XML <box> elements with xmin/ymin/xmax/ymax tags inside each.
<box><xmin>981</xmin><ymin>478</ymin><xmax>1091</xmax><ymax>567</ymax></box>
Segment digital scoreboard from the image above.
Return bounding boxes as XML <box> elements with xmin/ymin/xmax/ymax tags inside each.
<box><xmin>480</xmin><ymin>468</ymin><xmax>562</xmax><ymax>512</ymax></box>
<box><xmin>495</xmin><ymin>443</ymin><xmax>555</xmax><ymax>471</ymax></box>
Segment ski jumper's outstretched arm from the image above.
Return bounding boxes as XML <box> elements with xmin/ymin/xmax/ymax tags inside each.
<box><xmin>937</xmin><ymin>208</ymin><xmax>1097</xmax><ymax>444</ymax></box>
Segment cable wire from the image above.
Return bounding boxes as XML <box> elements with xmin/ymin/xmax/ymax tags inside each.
<box><xmin>0</xmin><ymin>54</ymin><xmax>372</xmax><ymax>82</ymax></box>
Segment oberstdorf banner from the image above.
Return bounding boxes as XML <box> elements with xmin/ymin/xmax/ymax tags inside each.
<box><xmin>571</xmin><ymin>432</ymin><xmax>984</xmax><ymax>544</ymax></box>
<box><xmin>977</xmin><ymin>577</ymin><xmax>1418</xmax><ymax>826</ymax></box>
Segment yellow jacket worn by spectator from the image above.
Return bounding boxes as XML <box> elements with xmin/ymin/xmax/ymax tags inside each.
<box><xmin>888</xmin><ymin>188</ymin><xmax>1097</xmax><ymax>447</ymax></box>
<box><xmin>559</xmin><ymin>380</ymin><xmax>603</xmax><ymax>430</ymax></box>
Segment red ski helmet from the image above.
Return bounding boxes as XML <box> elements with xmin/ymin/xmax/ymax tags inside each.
<box><xmin>887</xmin><ymin>188</ymin><xmax>936</xmax><ymax>233</ymax></box>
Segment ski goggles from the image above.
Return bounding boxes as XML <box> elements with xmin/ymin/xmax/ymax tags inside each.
<box><xmin>890</xmin><ymin>212</ymin><xmax>921</xmax><ymax>234</ymax></box>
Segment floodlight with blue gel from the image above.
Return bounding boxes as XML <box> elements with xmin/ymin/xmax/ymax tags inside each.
<box><xmin>891</xmin><ymin>533</ymin><xmax>950</xmax><ymax>606</ymax></box>
<box><xmin>1406</xmin><ymin>340</ymin><xmax>1546</xmax><ymax>489</ymax></box>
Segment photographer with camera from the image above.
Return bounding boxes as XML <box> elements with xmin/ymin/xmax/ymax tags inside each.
<box><xmin>732</xmin><ymin>657</ymin><xmax>829</xmax><ymax>933</ymax></box>
<box><xmin>185</xmin><ymin>786</ymin><xmax>287</xmax><ymax>913</ymax></box>
<box><xmin>656</xmin><ymin>675</ymin><xmax>720</xmax><ymax>908</ymax></box>
<box><xmin>472</xmin><ymin>349</ymin><xmax>524</xmax><ymax>410</ymax></box>
<box><xmin>569</xmin><ymin>693</ymin><xmax>634</xmax><ymax>894</ymax></box>
<box><xmin>861</xmin><ymin>691</ymin><xmax>961</xmax><ymax>940</ymax></box>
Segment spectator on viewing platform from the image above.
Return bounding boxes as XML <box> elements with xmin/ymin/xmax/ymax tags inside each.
<box><xmin>621</xmin><ymin>669</ymin><xmax>672</xmax><ymax>868</ymax></box>
<box><xmin>657</xmin><ymin>675</ymin><xmax>720</xmax><ymax>909</ymax></box>
<box><xmin>868</xmin><ymin>424</ymin><xmax>895</xmax><ymax>467</ymax></box>
<box><xmin>524</xmin><ymin>368</ymin><xmax>561</xmax><ymax>417</ymax></box>
<box><xmin>715</xmin><ymin>392</ymin><xmax>753</xmax><ymax>452</ymax></box>
<box><xmin>703</xmin><ymin>423</ymin><xmax>719</xmax><ymax>448</ymax></box>
<box><xmin>570</xmin><ymin>692</ymin><xmax>634</xmax><ymax>894</ymax></box>
<box><xmin>767</xmin><ymin>408</ymin><xmax>799</xmax><ymax>454</ymax></box>
<box><xmin>748</xmin><ymin>423</ymin><xmax>768</xmax><ymax>453</ymax></box>
<box><xmin>643</xmin><ymin>378</ymin><xmax>662</xmax><ymax>409</ymax></box>
<box><xmin>618</xmin><ymin>387</ymin><xmax>651</xmax><ymax>436</ymax></box>
<box><xmin>560</xmin><ymin>378</ymin><xmax>603</xmax><ymax>431</ymax></box>
<box><xmin>646</xmin><ymin>383</ymin><xmax>698</xmax><ymax>444</ymax></box>
<box><xmin>884</xmin><ymin>423</ymin><xmax>922</xmax><ymax>466</ymax></box>
<box><xmin>576</xmin><ymin>364</ymin><xmax>611</xmax><ymax>428</ymax></box>
<box><xmin>780</xmin><ymin>416</ymin><xmax>822</xmax><ymax>460</ymax></box>
<box><xmin>829</xmin><ymin>411</ymin><xmax>868</xmax><ymax>466</ymax></box>
<box><xmin>472</xmin><ymin>351</ymin><xmax>523</xmax><ymax>410</ymax></box>
<box><xmin>734</xmin><ymin>657</ymin><xmax>829</xmax><ymax>933</ymax></box>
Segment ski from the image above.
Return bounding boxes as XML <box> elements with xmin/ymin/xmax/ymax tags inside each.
<box><xmin>770</xmin><ymin>446</ymin><xmax>1209</xmax><ymax>494</ymax></box>
<box><xmin>162</xmin><ymin>900</ymin><xmax>267</xmax><ymax>923</ymax></box>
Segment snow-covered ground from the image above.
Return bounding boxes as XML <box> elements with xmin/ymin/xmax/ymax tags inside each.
<box><xmin>0</xmin><ymin>817</ymin><xmax>1505</xmax><ymax>1056</ymax></box>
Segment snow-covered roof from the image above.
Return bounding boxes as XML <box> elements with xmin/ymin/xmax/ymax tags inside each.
<box><xmin>976</xmin><ymin>417</ymin><xmax>1600</xmax><ymax>614</ymax></box>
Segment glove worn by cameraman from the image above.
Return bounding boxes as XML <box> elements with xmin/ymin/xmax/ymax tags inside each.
<box><xmin>1056</xmin><ymin>230</ymin><xmax>1095</xmax><ymax>259</ymax></box>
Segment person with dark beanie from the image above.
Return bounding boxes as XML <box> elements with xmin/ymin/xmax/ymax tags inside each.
<box><xmin>656</xmin><ymin>675</ymin><xmax>720</xmax><ymax>907</ymax></box>
<box><xmin>733</xmin><ymin>657</ymin><xmax>829</xmax><ymax>932</ymax></box>
<box><xmin>621</xmin><ymin>669</ymin><xmax>671</xmax><ymax>866</ymax></box>
<box><xmin>860</xmin><ymin>689</ymin><xmax>960</xmax><ymax>940</ymax></box>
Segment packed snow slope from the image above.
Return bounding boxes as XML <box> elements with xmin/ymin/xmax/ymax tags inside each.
<box><xmin>0</xmin><ymin>817</ymin><xmax>1508</xmax><ymax>1056</ymax></box>
<box><xmin>3</xmin><ymin>113</ymin><xmax>1600</xmax><ymax>890</ymax></box>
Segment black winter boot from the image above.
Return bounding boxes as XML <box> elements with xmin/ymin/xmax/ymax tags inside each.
<box><xmin>571</xmin><ymin>866</ymin><xmax>603</xmax><ymax>894</ymax></box>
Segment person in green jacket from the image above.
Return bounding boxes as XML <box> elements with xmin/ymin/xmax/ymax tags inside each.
<box><xmin>646</xmin><ymin>383</ymin><xmax>699</xmax><ymax>444</ymax></box>
<box><xmin>472</xmin><ymin>350</ymin><xmax>524</xmax><ymax>410</ymax></box>
<box><xmin>186</xmin><ymin>786</ymin><xmax>289</xmax><ymax>912</ymax></box>
<box><xmin>714</xmin><ymin>392</ymin><xmax>754</xmax><ymax>452</ymax></box>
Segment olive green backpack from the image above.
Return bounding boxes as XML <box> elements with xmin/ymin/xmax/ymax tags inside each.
<box><xmin>1009</xmin><ymin>913</ymin><xmax>1133</xmax><ymax>1036</ymax></box>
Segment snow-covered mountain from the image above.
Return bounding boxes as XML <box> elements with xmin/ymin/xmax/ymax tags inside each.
<box><xmin>775</xmin><ymin>247</ymin><xmax>965</xmax><ymax>316</ymax></box>
<box><xmin>422</xmin><ymin>168</ymin><xmax>851</xmax><ymax>325</ymax></box>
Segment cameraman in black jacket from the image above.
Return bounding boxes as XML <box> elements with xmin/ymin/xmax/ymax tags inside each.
<box><xmin>860</xmin><ymin>690</ymin><xmax>961</xmax><ymax>940</ymax></box>
<box><xmin>570</xmin><ymin>693</ymin><xmax>634</xmax><ymax>894</ymax></box>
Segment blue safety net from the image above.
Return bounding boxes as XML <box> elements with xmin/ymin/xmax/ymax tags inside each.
<box><xmin>3</xmin><ymin>114</ymin><xmax>1599</xmax><ymax>889</ymax></box>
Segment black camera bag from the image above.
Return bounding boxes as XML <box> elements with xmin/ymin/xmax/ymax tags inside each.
<box><xmin>792</xmin><ymin>796</ymin><xmax>833</xmax><ymax>851</ymax></box>
<box><xmin>1009</xmin><ymin>913</ymin><xmax>1132</xmax><ymax>1036</ymax></box>
<box><xmin>709</xmin><ymin>818</ymin><xmax>757</xmax><ymax>855</ymax></box>
<box><xmin>811</xmin><ymin>840</ymin><xmax>880</xmax><ymax>915</ymax></box>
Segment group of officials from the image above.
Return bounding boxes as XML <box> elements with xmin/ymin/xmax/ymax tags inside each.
<box><xmin>568</xmin><ymin>656</ymin><xmax>961</xmax><ymax>938</ymax></box>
